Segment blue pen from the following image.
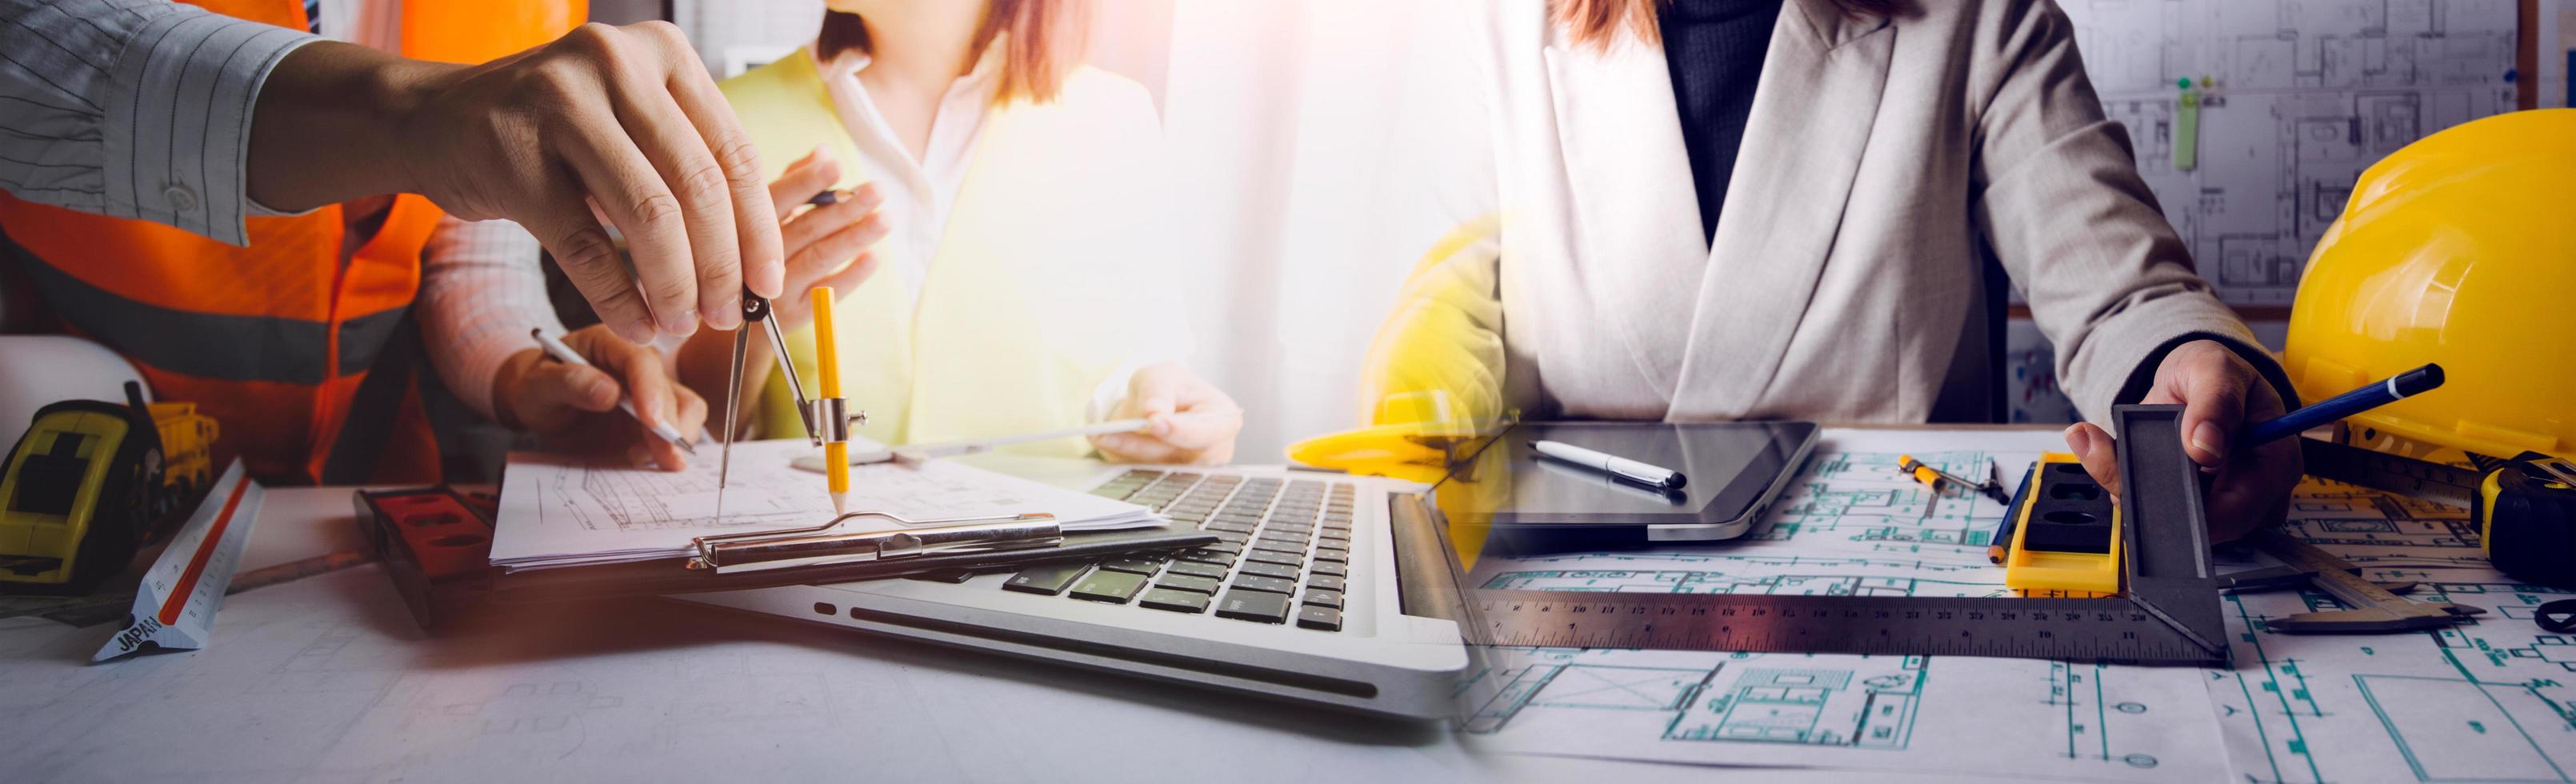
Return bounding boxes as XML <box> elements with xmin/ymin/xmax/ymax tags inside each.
<box><xmin>2241</xmin><ymin>363</ymin><xmax>2445</xmax><ymax>447</ymax></box>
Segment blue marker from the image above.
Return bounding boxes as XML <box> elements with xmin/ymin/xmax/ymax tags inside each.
<box><xmin>2242</xmin><ymin>363</ymin><xmax>2445</xmax><ymax>447</ymax></box>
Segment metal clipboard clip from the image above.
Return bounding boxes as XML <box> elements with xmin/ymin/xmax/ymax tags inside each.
<box><xmin>686</xmin><ymin>511</ymin><xmax>1062</xmax><ymax>574</ymax></box>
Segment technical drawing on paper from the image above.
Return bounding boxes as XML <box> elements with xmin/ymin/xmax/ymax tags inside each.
<box><xmin>1454</xmin><ymin>646</ymin><xmax>2222</xmax><ymax>782</ymax></box>
<box><xmin>2056</xmin><ymin>0</ymin><xmax>2521</xmax><ymax>305</ymax></box>
<box><xmin>2205</xmin><ymin>575</ymin><xmax>2576</xmax><ymax>783</ymax></box>
<box><xmin>1458</xmin><ymin>429</ymin><xmax>2576</xmax><ymax>782</ymax></box>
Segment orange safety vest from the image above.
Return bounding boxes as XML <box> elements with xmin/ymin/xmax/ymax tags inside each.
<box><xmin>0</xmin><ymin>0</ymin><xmax>580</xmax><ymax>486</ymax></box>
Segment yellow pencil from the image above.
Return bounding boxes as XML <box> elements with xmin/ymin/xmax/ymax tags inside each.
<box><xmin>812</xmin><ymin>286</ymin><xmax>848</xmax><ymax>512</ymax></box>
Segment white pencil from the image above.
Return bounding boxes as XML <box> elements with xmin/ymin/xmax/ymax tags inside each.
<box><xmin>530</xmin><ymin>329</ymin><xmax>698</xmax><ymax>455</ymax></box>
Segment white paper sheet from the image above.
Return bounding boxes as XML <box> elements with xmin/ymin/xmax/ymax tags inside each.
<box><xmin>490</xmin><ymin>438</ymin><xmax>1159</xmax><ymax>569</ymax></box>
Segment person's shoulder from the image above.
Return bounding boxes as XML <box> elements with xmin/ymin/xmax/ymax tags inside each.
<box><xmin>1882</xmin><ymin>0</ymin><xmax>2068</xmax><ymax>42</ymax></box>
<box><xmin>718</xmin><ymin>49</ymin><xmax>826</xmax><ymax>107</ymax></box>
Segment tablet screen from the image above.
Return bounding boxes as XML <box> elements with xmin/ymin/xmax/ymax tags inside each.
<box><xmin>1433</xmin><ymin>421</ymin><xmax>1818</xmax><ymax>530</ymax></box>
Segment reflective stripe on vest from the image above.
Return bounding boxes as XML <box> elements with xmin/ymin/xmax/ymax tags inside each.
<box><xmin>0</xmin><ymin>0</ymin><xmax>581</xmax><ymax>484</ymax></box>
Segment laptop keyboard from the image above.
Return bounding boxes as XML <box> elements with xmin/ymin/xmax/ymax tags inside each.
<box><xmin>998</xmin><ymin>470</ymin><xmax>1356</xmax><ymax>631</ymax></box>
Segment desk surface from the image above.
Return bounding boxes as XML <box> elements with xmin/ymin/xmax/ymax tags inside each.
<box><xmin>0</xmin><ymin>458</ymin><xmax>2010</xmax><ymax>784</ymax></box>
<box><xmin>6</xmin><ymin>440</ymin><xmax>2563</xmax><ymax>783</ymax></box>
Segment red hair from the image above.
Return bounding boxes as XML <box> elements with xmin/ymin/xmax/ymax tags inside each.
<box><xmin>816</xmin><ymin>0</ymin><xmax>1094</xmax><ymax>104</ymax></box>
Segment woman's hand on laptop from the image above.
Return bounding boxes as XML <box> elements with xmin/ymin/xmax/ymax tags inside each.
<box><xmin>1093</xmin><ymin>363</ymin><xmax>1244</xmax><ymax>465</ymax></box>
<box><xmin>2061</xmin><ymin>339</ymin><xmax>2302</xmax><ymax>542</ymax></box>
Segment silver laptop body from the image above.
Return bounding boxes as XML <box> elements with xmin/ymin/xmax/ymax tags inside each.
<box><xmin>676</xmin><ymin>465</ymin><xmax>1471</xmax><ymax>718</ymax></box>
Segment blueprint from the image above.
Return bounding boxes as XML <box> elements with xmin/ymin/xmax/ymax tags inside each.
<box><xmin>489</xmin><ymin>438</ymin><xmax>1157</xmax><ymax>570</ymax></box>
<box><xmin>2054</xmin><ymin>0</ymin><xmax>2522</xmax><ymax>306</ymax></box>
<box><xmin>1457</xmin><ymin>428</ymin><xmax>2576</xmax><ymax>781</ymax></box>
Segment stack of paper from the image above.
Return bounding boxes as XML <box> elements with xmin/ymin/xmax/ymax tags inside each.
<box><xmin>490</xmin><ymin>438</ymin><xmax>1162</xmax><ymax>571</ymax></box>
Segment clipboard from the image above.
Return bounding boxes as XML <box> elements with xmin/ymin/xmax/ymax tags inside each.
<box><xmin>487</xmin><ymin>521</ymin><xmax>1217</xmax><ymax>602</ymax></box>
<box><xmin>357</xmin><ymin>489</ymin><xmax>1218</xmax><ymax>617</ymax></box>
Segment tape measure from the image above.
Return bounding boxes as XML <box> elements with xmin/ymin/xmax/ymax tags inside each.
<box><xmin>1464</xmin><ymin>405</ymin><xmax>2230</xmax><ymax>666</ymax></box>
<box><xmin>94</xmin><ymin>459</ymin><xmax>262</xmax><ymax>662</ymax></box>
<box><xmin>2001</xmin><ymin>452</ymin><xmax>2122</xmax><ymax>594</ymax></box>
<box><xmin>2299</xmin><ymin>439</ymin><xmax>2576</xmax><ymax>589</ymax></box>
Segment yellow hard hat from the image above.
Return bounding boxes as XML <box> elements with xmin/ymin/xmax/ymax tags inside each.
<box><xmin>2282</xmin><ymin>109</ymin><xmax>2576</xmax><ymax>459</ymax></box>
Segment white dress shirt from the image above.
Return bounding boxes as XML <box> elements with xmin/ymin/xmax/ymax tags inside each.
<box><xmin>0</xmin><ymin>0</ymin><xmax>554</xmax><ymax>420</ymax></box>
<box><xmin>814</xmin><ymin>42</ymin><xmax>1166</xmax><ymax>418</ymax></box>
<box><xmin>0</xmin><ymin>0</ymin><xmax>313</xmax><ymax>243</ymax></box>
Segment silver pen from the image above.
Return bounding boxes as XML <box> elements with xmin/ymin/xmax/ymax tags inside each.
<box><xmin>1530</xmin><ymin>439</ymin><xmax>1686</xmax><ymax>490</ymax></box>
<box><xmin>529</xmin><ymin>328</ymin><xmax>698</xmax><ymax>455</ymax></box>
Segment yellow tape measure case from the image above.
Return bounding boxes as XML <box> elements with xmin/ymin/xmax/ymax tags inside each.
<box><xmin>2002</xmin><ymin>452</ymin><xmax>2122</xmax><ymax>595</ymax></box>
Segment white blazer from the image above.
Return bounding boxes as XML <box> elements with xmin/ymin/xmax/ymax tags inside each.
<box><xmin>1386</xmin><ymin>0</ymin><xmax>2270</xmax><ymax>426</ymax></box>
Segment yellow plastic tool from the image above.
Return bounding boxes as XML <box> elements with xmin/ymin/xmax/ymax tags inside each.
<box><xmin>2002</xmin><ymin>452</ymin><xmax>2122</xmax><ymax>595</ymax></box>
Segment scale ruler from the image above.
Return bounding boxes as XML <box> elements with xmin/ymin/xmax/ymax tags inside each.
<box><xmin>1469</xmin><ymin>590</ymin><xmax>2226</xmax><ymax>666</ymax></box>
<box><xmin>94</xmin><ymin>459</ymin><xmax>262</xmax><ymax>662</ymax></box>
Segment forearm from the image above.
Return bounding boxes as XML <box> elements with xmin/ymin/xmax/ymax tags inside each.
<box><xmin>0</xmin><ymin>0</ymin><xmax>313</xmax><ymax>242</ymax></box>
<box><xmin>418</xmin><ymin>216</ymin><xmax>560</xmax><ymax>420</ymax></box>
<box><xmin>244</xmin><ymin>41</ymin><xmax>457</xmax><ymax>212</ymax></box>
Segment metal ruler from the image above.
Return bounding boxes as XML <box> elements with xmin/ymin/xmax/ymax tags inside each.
<box><xmin>1463</xmin><ymin>406</ymin><xmax>2230</xmax><ymax>666</ymax></box>
<box><xmin>2298</xmin><ymin>438</ymin><xmax>2482</xmax><ymax>507</ymax></box>
<box><xmin>94</xmin><ymin>459</ymin><xmax>262</xmax><ymax>662</ymax></box>
<box><xmin>2247</xmin><ymin>529</ymin><xmax>2484</xmax><ymax>633</ymax></box>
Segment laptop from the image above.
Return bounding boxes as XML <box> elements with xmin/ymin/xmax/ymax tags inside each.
<box><xmin>674</xmin><ymin>465</ymin><xmax>1473</xmax><ymax>718</ymax></box>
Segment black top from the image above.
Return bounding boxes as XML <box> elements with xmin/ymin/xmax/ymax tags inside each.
<box><xmin>1659</xmin><ymin>0</ymin><xmax>1785</xmax><ymax>244</ymax></box>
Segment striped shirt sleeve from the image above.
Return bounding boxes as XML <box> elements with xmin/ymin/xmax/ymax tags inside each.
<box><xmin>418</xmin><ymin>214</ymin><xmax>562</xmax><ymax>422</ymax></box>
<box><xmin>0</xmin><ymin>0</ymin><xmax>314</xmax><ymax>245</ymax></box>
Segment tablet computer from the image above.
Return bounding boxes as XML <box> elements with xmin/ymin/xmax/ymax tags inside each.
<box><xmin>1433</xmin><ymin>421</ymin><xmax>1818</xmax><ymax>545</ymax></box>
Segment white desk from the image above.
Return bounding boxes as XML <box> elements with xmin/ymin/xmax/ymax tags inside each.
<box><xmin>0</xmin><ymin>462</ymin><xmax>2003</xmax><ymax>784</ymax></box>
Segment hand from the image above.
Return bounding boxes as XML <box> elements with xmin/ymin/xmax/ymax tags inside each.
<box><xmin>250</xmin><ymin>24</ymin><xmax>786</xmax><ymax>345</ymax></box>
<box><xmin>1090</xmin><ymin>363</ymin><xmax>1244</xmax><ymax>465</ymax></box>
<box><xmin>494</xmin><ymin>325</ymin><xmax>710</xmax><ymax>470</ymax></box>
<box><xmin>2062</xmin><ymin>339</ymin><xmax>2302</xmax><ymax>542</ymax></box>
<box><xmin>761</xmin><ymin>147</ymin><xmax>889</xmax><ymax>330</ymax></box>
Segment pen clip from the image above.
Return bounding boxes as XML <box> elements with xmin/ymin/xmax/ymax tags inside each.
<box><xmin>688</xmin><ymin>511</ymin><xmax>1060</xmax><ymax>573</ymax></box>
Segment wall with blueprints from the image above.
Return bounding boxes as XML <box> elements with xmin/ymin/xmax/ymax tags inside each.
<box><xmin>2006</xmin><ymin>0</ymin><xmax>2528</xmax><ymax>423</ymax></box>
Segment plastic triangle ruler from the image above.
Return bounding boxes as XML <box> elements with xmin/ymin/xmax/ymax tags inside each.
<box><xmin>94</xmin><ymin>459</ymin><xmax>262</xmax><ymax>662</ymax></box>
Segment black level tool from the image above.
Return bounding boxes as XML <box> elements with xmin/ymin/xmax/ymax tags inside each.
<box><xmin>1463</xmin><ymin>405</ymin><xmax>2229</xmax><ymax>666</ymax></box>
<box><xmin>2298</xmin><ymin>438</ymin><xmax>2576</xmax><ymax>590</ymax></box>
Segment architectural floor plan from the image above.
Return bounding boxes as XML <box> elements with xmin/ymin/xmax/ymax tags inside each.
<box><xmin>1457</xmin><ymin>428</ymin><xmax>2576</xmax><ymax>781</ymax></box>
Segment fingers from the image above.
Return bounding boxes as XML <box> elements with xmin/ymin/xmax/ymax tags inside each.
<box><xmin>553</xmin><ymin>91</ymin><xmax>702</xmax><ymax>339</ymax></box>
<box><xmin>2064</xmin><ymin>422</ymin><xmax>2123</xmax><ymax>501</ymax></box>
<box><xmin>641</xmin><ymin>21</ymin><xmax>782</xmax><ymax>300</ymax></box>
<box><xmin>807</xmin><ymin>250</ymin><xmax>884</xmax><ymax>304</ymax></box>
<box><xmin>638</xmin><ymin>386</ymin><xmax>709</xmax><ymax>471</ymax></box>
<box><xmin>522</xmin><ymin>360</ymin><xmax>625</xmax><ymax>421</ymax></box>
<box><xmin>782</xmin><ymin>188</ymin><xmax>887</xmax><ymax>276</ymax></box>
<box><xmin>1156</xmin><ymin>407</ymin><xmax>1245</xmax><ymax>453</ymax></box>
<box><xmin>2169</xmin><ymin>350</ymin><xmax>2254</xmax><ymax>469</ymax></box>
<box><xmin>590</xmin><ymin>26</ymin><xmax>743</xmax><ymax>333</ymax></box>
<box><xmin>521</xmin><ymin>190</ymin><xmax>657</xmax><ymax>343</ymax></box>
<box><xmin>766</xmin><ymin>147</ymin><xmax>842</xmax><ymax>218</ymax></box>
<box><xmin>1091</xmin><ymin>431</ymin><xmax>1197</xmax><ymax>465</ymax></box>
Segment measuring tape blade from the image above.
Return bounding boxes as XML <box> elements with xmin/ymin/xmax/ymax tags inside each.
<box><xmin>1463</xmin><ymin>406</ymin><xmax>2229</xmax><ymax>666</ymax></box>
<box><xmin>94</xmin><ymin>459</ymin><xmax>263</xmax><ymax>662</ymax></box>
<box><xmin>2298</xmin><ymin>438</ymin><xmax>2479</xmax><ymax>507</ymax></box>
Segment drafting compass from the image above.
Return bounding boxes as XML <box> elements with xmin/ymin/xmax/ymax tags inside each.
<box><xmin>714</xmin><ymin>288</ymin><xmax>865</xmax><ymax>522</ymax></box>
